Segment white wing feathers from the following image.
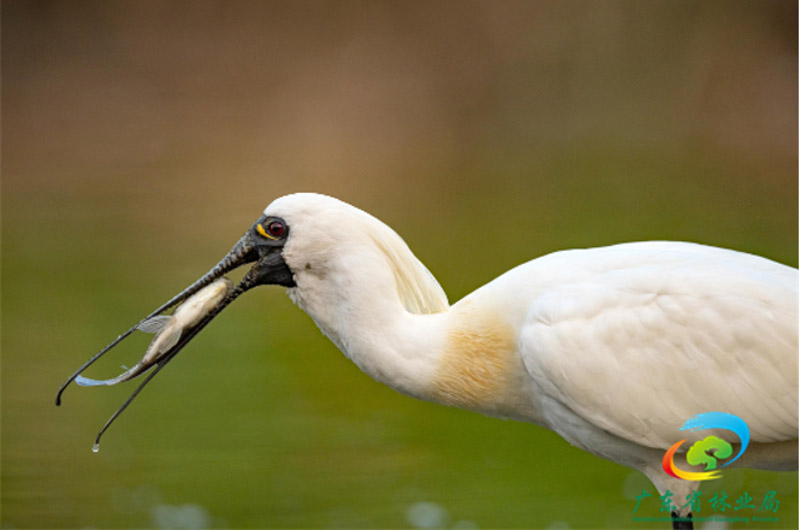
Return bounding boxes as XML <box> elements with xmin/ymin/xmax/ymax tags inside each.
<box><xmin>518</xmin><ymin>242</ymin><xmax>797</xmax><ymax>449</ymax></box>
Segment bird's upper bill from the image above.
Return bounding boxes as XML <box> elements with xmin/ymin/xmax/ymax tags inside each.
<box><xmin>55</xmin><ymin>213</ymin><xmax>298</xmax><ymax>442</ymax></box>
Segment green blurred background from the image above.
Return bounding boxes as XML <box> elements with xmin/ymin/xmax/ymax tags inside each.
<box><xmin>2</xmin><ymin>1</ymin><xmax>797</xmax><ymax>528</ymax></box>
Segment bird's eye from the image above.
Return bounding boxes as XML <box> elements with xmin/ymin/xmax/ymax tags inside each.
<box><xmin>256</xmin><ymin>218</ymin><xmax>288</xmax><ymax>241</ymax></box>
<box><xmin>266</xmin><ymin>221</ymin><xmax>286</xmax><ymax>238</ymax></box>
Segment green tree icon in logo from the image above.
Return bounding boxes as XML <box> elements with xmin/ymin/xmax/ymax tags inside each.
<box><xmin>686</xmin><ymin>435</ymin><xmax>733</xmax><ymax>470</ymax></box>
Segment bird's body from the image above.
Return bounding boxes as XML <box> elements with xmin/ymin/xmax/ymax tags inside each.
<box><xmin>61</xmin><ymin>192</ymin><xmax>798</xmax><ymax>528</ymax></box>
<box><xmin>267</xmin><ymin>194</ymin><xmax>798</xmax><ymax>512</ymax></box>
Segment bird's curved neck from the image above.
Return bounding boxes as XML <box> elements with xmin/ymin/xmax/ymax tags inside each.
<box><xmin>289</xmin><ymin>270</ymin><xmax>541</xmax><ymax>423</ymax></box>
<box><xmin>289</xmin><ymin>261</ymin><xmax>445</xmax><ymax>399</ymax></box>
<box><xmin>286</xmin><ymin>240</ymin><xmax>543</xmax><ymax>422</ymax></box>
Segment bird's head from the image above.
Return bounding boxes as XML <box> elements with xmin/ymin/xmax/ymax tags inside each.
<box><xmin>139</xmin><ymin>193</ymin><xmax>398</xmax><ymax>318</ymax></box>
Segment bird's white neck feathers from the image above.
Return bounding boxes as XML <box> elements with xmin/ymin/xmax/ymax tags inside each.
<box><xmin>360</xmin><ymin>221</ymin><xmax>449</xmax><ymax>315</ymax></box>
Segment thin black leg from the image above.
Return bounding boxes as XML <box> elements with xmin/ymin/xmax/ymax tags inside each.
<box><xmin>670</xmin><ymin>511</ymin><xmax>693</xmax><ymax>530</ymax></box>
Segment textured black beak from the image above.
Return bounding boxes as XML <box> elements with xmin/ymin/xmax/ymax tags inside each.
<box><xmin>55</xmin><ymin>214</ymin><xmax>295</xmax><ymax>449</ymax></box>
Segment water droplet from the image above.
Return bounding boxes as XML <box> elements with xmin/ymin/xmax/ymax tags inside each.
<box><xmin>92</xmin><ymin>442</ymin><xmax>100</xmax><ymax>453</ymax></box>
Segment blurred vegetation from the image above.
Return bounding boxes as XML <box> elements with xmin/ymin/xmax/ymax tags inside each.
<box><xmin>2</xmin><ymin>1</ymin><xmax>797</xmax><ymax>529</ymax></box>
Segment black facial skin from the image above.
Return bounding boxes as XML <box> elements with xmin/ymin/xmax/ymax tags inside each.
<box><xmin>246</xmin><ymin>248</ymin><xmax>295</xmax><ymax>288</ymax></box>
<box><xmin>56</xmin><ymin>213</ymin><xmax>296</xmax><ymax>448</ymax></box>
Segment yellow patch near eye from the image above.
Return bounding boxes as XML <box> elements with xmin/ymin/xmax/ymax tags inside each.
<box><xmin>256</xmin><ymin>223</ymin><xmax>276</xmax><ymax>240</ymax></box>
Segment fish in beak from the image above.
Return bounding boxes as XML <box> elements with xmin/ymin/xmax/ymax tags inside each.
<box><xmin>56</xmin><ymin>214</ymin><xmax>295</xmax><ymax>450</ymax></box>
<box><xmin>75</xmin><ymin>278</ymin><xmax>234</xmax><ymax>387</ymax></box>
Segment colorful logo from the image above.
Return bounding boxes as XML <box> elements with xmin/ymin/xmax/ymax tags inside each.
<box><xmin>662</xmin><ymin>412</ymin><xmax>750</xmax><ymax>481</ymax></box>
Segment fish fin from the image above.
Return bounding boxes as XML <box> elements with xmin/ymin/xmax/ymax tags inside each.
<box><xmin>137</xmin><ymin>315</ymin><xmax>174</xmax><ymax>334</ymax></box>
<box><xmin>156</xmin><ymin>326</ymin><xmax>182</xmax><ymax>354</ymax></box>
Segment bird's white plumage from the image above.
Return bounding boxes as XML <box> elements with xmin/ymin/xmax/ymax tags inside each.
<box><xmin>260</xmin><ymin>193</ymin><xmax>798</xmax><ymax>507</ymax></box>
<box><xmin>513</xmin><ymin>242</ymin><xmax>797</xmax><ymax>447</ymax></box>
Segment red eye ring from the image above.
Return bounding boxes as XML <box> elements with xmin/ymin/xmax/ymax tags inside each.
<box><xmin>266</xmin><ymin>221</ymin><xmax>286</xmax><ymax>238</ymax></box>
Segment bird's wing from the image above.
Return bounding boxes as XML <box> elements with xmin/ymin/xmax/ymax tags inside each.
<box><xmin>517</xmin><ymin>242</ymin><xmax>798</xmax><ymax>449</ymax></box>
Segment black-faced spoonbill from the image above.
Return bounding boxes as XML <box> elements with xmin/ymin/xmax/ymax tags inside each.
<box><xmin>58</xmin><ymin>193</ymin><xmax>798</xmax><ymax>529</ymax></box>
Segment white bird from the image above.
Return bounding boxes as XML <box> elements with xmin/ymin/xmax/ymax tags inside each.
<box><xmin>59</xmin><ymin>193</ymin><xmax>798</xmax><ymax>530</ymax></box>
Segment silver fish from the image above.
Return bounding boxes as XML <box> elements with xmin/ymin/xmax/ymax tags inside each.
<box><xmin>76</xmin><ymin>278</ymin><xmax>233</xmax><ymax>386</ymax></box>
